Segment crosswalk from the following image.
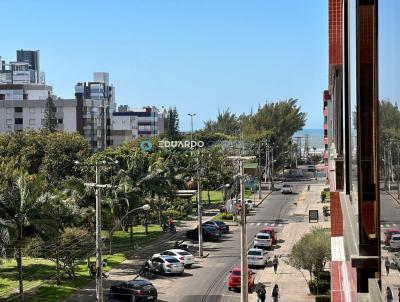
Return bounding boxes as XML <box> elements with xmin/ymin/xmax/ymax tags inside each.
<box><xmin>248</xmin><ymin>222</ymin><xmax>283</xmax><ymax>227</ymax></box>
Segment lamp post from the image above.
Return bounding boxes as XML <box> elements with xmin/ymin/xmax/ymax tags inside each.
<box><xmin>188</xmin><ymin>113</ymin><xmax>196</xmax><ymax>141</ymax></box>
<box><xmin>75</xmin><ymin>160</ymin><xmax>118</xmax><ymax>302</ymax></box>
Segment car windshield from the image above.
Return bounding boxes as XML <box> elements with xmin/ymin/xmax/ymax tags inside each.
<box><xmin>177</xmin><ymin>251</ymin><xmax>191</xmax><ymax>255</ymax></box>
<box><xmin>257</xmin><ymin>234</ymin><xmax>270</xmax><ymax>239</ymax></box>
<box><xmin>214</xmin><ymin>221</ymin><xmax>225</xmax><ymax>226</ymax></box>
<box><xmin>232</xmin><ymin>271</ymin><xmax>241</xmax><ymax>276</ymax></box>
<box><xmin>141</xmin><ymin>284</ymin><xmax>154</xmax><ymax>290</ymax></box>
<box><xmin>248</xmin><ymin>251</ymin><xmax>262</xmax><ymax>256</ymax></box>
<box><xmin>283</xmin><ymin>184</ymin><xmax>290</xmax><ymax>188</ymax></box>
<box><xmin>392</xmin><ymin>236</ymin><xmax>400</xmax><ymax>241</ymax></box>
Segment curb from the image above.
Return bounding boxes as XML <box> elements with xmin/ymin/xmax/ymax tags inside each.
<box><xmin>385</xmin><ymin>190</ymin><xmax>400</xmax><ymax>206</ymax></box>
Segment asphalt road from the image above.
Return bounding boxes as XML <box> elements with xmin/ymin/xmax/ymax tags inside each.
<box><xmin>153</xmin><ymin>182</ymin><xmax>307</xmax><ymax>302</ymax></box>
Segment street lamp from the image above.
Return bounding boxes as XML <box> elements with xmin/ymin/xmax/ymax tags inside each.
<box><xmin>74</xmin><ymin>160</ymin><xmax>118</xmax><ymax>302</ymax></box>
<box><xmin>188</xmin><ymin>113</ymin><xmax>196</xmax><ymax>142</ymax></box>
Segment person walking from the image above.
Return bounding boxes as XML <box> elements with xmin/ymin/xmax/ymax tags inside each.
<box><xmin>271</xmin><ymin>284</ymin><xmax>280</xmax><ymax>302</ymax></box>
<box><xmin>386</xmin><ymin>286</ymin><xmax>393</xmax><ymax>302</ymax></box>
<box><xmin>385</xmin><ymin>257</ymin><xmax>390</xmax><ymax>276</ymax></box>
<box><xmin>256</xmin><ymin>284</ymin><xmax>266</xmax><ymax>302</ymax></box>
<box><xmin>272</xmin><ymin>255</ymin><xmax>279</xmax><ymax>274</ymax></box>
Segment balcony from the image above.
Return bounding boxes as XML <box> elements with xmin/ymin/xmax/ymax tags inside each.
<box><xmin>324</xmin><ymin>123</ymin><xmax>328</xmax><ymax>130</ymax></box>
<box><xmin>323</xmin><ymin>137</ymin><xmax>329</xmax><ymax>145</ymax></box>
<box><xmin>323</xmin><ymin>109</ymin><xmax>328</xmax><ymax>116</ymax></box>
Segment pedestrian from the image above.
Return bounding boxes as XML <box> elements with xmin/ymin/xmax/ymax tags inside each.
<box><xmin>307</xmin><ymin>184</ymin><xmax>310</xmax><ymax>191</ymax></box>
<box><xmin>89</xmin><ymin>263</ymin><xmax>96</xmax><ymax>278</ymax></box>
<box><xmin>385</xmin><ymin>257</ymin><xmax>390</xmax><ymax>276</ymax></box>
<box><xmin>256</xmin><ymin>284</ymin><xmax>266</xmax><ymax>302</ymax></box>
<box><xmin>386</xmin><ymin>286</ymin><xmax>393</xmax><ymax>302</ymax></box>
<box><xmin>272</xmin><ymin>255</ymin><xmax>279</xmax><ymax>274</ymax></box>
<box><xmin>271</xmin><ymin>284</ymin><xmax>280</xmax><ymax>302</ymax></box>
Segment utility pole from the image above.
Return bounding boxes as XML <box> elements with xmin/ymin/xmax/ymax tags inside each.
<box><xmin>197</xmin><ymin>158</ymin><xmax>203</xmax><ymax>257</ymax></box>
<box><xmin>258</xmin><ymin>142</ymin><xmax>262</xmax><ymax>199</ymax></box>
<box><xmin>239</xmin><ymin>159</ymin><xmax>248</xmax><ymax>302</ymax></box>
<box><xmin>188</xmin><ymin>113</ymin><xmax>196</xmax><ymax>141</ymax></box>
<box><xmin>76</xmin><ymin>160</ymin><xmax>117</xmax><ymax>302</ymax></box>
<box><xmin>397</xmin><ymin>142</ymin><xmax>400</xmax><ymax>199</ymax></box>
<box><xmin>270</xmin><ymin>146</ymin><xmax>275</xmax><ymax>190</ymax></box>
<box><xmin>265</xmin><ymin>140</ymin><xmax>268</xmax><ymax>184</ymax></box>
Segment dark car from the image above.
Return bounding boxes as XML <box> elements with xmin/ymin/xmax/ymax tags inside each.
<box><xmin>186</xmin><ymin>226</ymin><xmax>220</xmax><ymax>241</ymax></box>
<box><xmin>203</xmin><ymin>220</ymin><xmax>229</xmax><ymax>234</ymax></box>
<box><xmin>108</xmin><ymin>279</ymin><xmax>157</xmax><ymax>302</ymax></box>
<box><xmin>202</xmin><ymin>225</ymin><xmax>222</xmax><ymax>238</ymax></box>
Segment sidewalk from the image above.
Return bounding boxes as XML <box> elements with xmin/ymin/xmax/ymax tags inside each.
<box><xmin>249</xmin><ymin>183</ymin><xmax>330</xmax><ymax>302</ymax></box>
<box><xmin>65</xmin><ymin>189</ymin><xmax>271</xmax><ymax>301</ymax></box>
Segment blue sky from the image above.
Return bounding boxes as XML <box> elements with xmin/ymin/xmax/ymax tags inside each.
<box><xmin>1</xmin><ymin>0</ymin><xmax>398</xmax><ymax>131</ymax></box>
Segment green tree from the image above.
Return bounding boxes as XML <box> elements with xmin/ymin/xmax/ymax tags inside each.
<box><xmin>43</xmin><ymin>93</ymin><xmax>58</xmax><ymax>132</ymax></box>
<box><xmin>290</xmin><ymin>227</ymin><xmax>331</xmax><ymax>283</ymax></box>
<box><xmin>0</xmin><ymin>171</ymin><xmax>55</xmax><ymax>302</ymax></box>
<box><xmin>165</xmin><ymin>107</ymin><xmax>181</xmax><ymax>140</ymax></box>
<box><xmin>203</xmin><ymin>109</ymin><xmax>240</xmax><ymax>136</ymax></box>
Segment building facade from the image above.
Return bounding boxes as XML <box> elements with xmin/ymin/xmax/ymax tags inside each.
<box><xmin>74</xmin><ymin>72</ymin><xmax>116</xmax><ymax>151</ymax></box>
<box><xmin>0</xmin><ymin>51</ymin><xmax>76</xmax><ymax>133</ymax></box>
<box><xmin>111</xmin><ymin>106</ymin><xmax>165</xmax><ymax>146</ymax></box>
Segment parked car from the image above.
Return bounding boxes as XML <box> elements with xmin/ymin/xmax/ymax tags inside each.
<box><xmin>203</xmin><ymin>220</ymin><xmax>230</xmax><ymax>234</ymax></box>
<box><xmin>227</xmin><ymin>267</ymin><xmax>255</xmax><ymax>291</ymax></box>
<box><xmin>245</xmin><ymin>199</ymin><xmax>254</xmax><ymax>210</ymax></box>
<box><xmin>152</xmin><ymin>249</ymin><xmax>195</xmax><ymax>268</ymax></box>
<box><xmin>259</xmin><ymin>227</ymin><xmax>278</xmax><ymax>245</ymax></box>
<box><xmin>247</xmin><ymin>248</ymin><xmax>268</xmax><ymax>267</ymax></box>
<box><xmin>149</xmin><ymin>256</ymin><xmax>184</xmax><ymax>275</ymax></box>
<box><xmin>384</xmin><ymin>228</ymin><xmax>400</xmax><ymax>246</ymax></box>
<box><xmin>390</xmin><ymin>234</ymin><xmax>400</xmax><ymax>250</ymax></box>
<box><xmin>254</xmin><ymin>232</ymin><xmax>272</xmax><ymax>250</ymax></box>
<box><xmin>393</xmin><ymin>252</ymin><xmax>400</xmax><ymax>269</ymax></box>
<box><xmin>281</xmin><ymin>183</ymin><xmax>293</xmax><ymax>194</ymax></box>
<box><xmin>108</xmin><ymin>279</ymin><xmax>157</xmax><ymax>302</ymax></box>
<box><xmin>186</xmin><ymin>226</ymin><xmax>220</xmax><ymax>241</ymax></box>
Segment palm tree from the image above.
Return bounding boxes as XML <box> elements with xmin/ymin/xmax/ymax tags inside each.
<box><xmin>0</xmin><ymin>171</ymin><xmax>55</xmax><ymax>302</ymax></box>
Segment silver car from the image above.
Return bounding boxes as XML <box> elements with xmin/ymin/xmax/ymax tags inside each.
<box><xmin>254</xmin><ymin>232</ymin><xmax>272</xmax><ymax>249</ymax></box>
<box><xmin>247</xmin><ymin>248</ymin><xmax>268</xmax><ymax>267</ymax></box>
<box><xmin>390</xmin><ymin>234</ymin><xmax>400</xmax><ymax>250</ymax></box>
<box><xmin>150</xmin><ymin>256</ymin><xmax>184</xmax><ymax>275</ymax></box>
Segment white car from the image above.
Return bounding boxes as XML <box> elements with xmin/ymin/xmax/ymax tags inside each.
<box><xmin>245</xmin><ymin>199</ymin><xmax>254</xmax><ymax>210</ymax></box>
<box><xmin>153</xmin><ymin>249</ymin><xmax>195</xmax><ymax>267</ymax></box>
<box><xmin>390</xmin><ymin>234</ymin><xmax>400</xmax><ymax>250</ymax></box>
<box><xmin>281</xmin><ymin>184</ymin><xmax>293</xmax><ymax>194</ymax></box>
<box><xmin>247</xmin><ymin>248</ymin><xmax>268</xmax><ymax>267</ymax></box>
<box><xmin>254</xmin><ymin>232</ymin><xmax>272</xmax><ymax>249</ymax></box>
<box><xmin>150</xmin><ymin>256</ymin><xmax>184</xmax><ymax>275</ymax></box>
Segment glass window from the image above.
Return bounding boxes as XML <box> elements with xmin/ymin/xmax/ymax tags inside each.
<box><xmin>15</xmin><ymin>118</ymin><xmax>23</xmax><ymax>124</ymax></box>
<box><xmin>6</xmin><ymin>119</ymin><xmax>12</xmax><ymax>125</ymax></box>
<box><xmin>29</xmin><ymin>119</ymin><xmax>35</xmax><ymax>125</ymax></box>
<box><xmin>57</xmin><ymin>119</ymin><xmax>63</xmax><ymax>124</ymax></box>
<box><xmin>29</xmin><ymin>107</ymin><xmax>35</xmax><ymax>113</ymax></box>
<box><xmin>6</xmin><ymin>108</ymin><xmax>12</xmax><ymax>114</ymax></box>
<box><xmin>15</xmin><ymin>107</ymin><xmax>23</xmax><ymax>113</ymax></box>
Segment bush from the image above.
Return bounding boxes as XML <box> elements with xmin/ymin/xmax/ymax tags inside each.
<box><xmin>308</xmin><ymin>279</ymin><xmax>317</xmax><ymax>295</ymax></box>
<box><xmin>316</xmin><ymin>271</ymin><xmax>331</xmax><ymax>282</ymax></box>
<box><xmin>219</xmin><ymin>212</ymin><xmax>234</xmax><ymax>220</ymax></box>
<box><xmin>317</xmin><ymin>280</ymin><xmax>330</xmax><ymax>294</ymax></box>
<box><xmin>315</xmin><ymin>295</ymin><xmax>331</xmax><ymax>302</ymax></box>
<box><xmin>161</xmin><ymin>209</ymin><xmax>187</xmax><ymax>220</ymax></box>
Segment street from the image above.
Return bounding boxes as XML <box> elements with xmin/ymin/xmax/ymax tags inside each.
<box><xmin>152</xmin><ymin>182</ymin><xmax>306</xmax><ymax>302</ymax></box>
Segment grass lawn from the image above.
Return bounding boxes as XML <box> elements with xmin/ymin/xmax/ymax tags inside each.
<box><xmin>0</xmin><ymin>225</ymin><xmax>163</xmax><ymax>302</ymax></box>
<box><xmin>192</xmin><ymin>190</ymin><xmax>253</xmax><ymax>209</ymax></box>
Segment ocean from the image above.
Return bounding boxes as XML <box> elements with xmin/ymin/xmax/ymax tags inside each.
<box><xmin>293</xmin><ymin>129</ymin><xmax>324</xmax><ymax>153</ymax></box>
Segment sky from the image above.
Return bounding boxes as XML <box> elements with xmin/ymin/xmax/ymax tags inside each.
<box><xmin>0</xmin><ymin>0</ymin><xmax>399</xmax><ymax>131</ymax></box>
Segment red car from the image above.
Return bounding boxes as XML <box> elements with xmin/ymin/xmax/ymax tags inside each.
<box><xmin>384</xmin><ymin>228</ymin><xmax>400</xmax><ymax>246</ymax></box>
<box><xmin>227</xmin><ymin>267</ymin><xmax>255</xmax><ymax>292</ymax></box>
<box><xmin>260</xmin><ymin>227</ymin><xmax>278</xmax><ymax>245</ymax></box>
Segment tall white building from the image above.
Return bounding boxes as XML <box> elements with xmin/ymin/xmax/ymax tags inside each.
<box><xmin>75</xmin><ymin>72</ymin><xmax>116</xmax><ymax>151</ymax></box>
<box><xmin>0</xmin><ymin>51</ymin><xmax>76</xmax><ymax>133</ymax></box>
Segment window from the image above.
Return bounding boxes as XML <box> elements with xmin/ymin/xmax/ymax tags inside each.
<box><xmin>57</xmin><ymin>119</ymin><xmax>63</xmax><ymax>124</ymax></box>
<box><xmin>29</xmin><ymin>119</ymin><xmax>35</xmax><ymax>125</ymax></box>
<box><xmin>6</xmin><ymin>108</ymin><xmax>12</xmax><ymax>114</ymax></box>
<box><xmin>29</xmin><ymin>107</ymin><xmax>35</xmax><ymax>113</ymax></box>
<box><xmin>15</xmin><ymin>107</ymin><xmax>23</xmax><ymax>113</ymax></box>
<box><xmin>15</xmin><ymin>118</ymin><xmax>23</xmax><ymax>124</ymax></box>
<box><xmin>6</xmin><ymin>119</ymin><xmax>12</xmax><ymax>125</ymax></box>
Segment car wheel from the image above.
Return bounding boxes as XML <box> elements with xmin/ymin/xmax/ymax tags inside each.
<box><xmin>228</xmin><ymin>287</ymin><xmax>232</xmax><ymax>291</ymax></box>
<box><xmin>185</xmin><ymin>264</ymin><xmax>192</xmax><ymax>268</ymax></box>
<box><xmin>160</xmin><ymin>268</ymin><xmax>165</xmax><ymax>276</ymax></box>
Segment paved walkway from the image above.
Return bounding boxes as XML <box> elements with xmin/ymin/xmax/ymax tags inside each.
<box><xmin>249</xmin><ymin>183</ymin><xmax>330</xmax><ymax>302</ymax></box>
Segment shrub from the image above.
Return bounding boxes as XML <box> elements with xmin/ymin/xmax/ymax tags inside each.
<box><xmin>161</xmin><ymin>209</ymin><xmax>187</xmax><ymax>220</ymax></box>
<box><xmin>308</xmin><ymin>279</ymin><xmax>317</xmax><ymax>295</ymax></box>
<box><xmin>219</xmin><ymin>212</ymin><xmax>234</xmax><ymax>220</ymax></box>
<box><xmin>316</xmin><ymin>271</ymin><xmax>331</xmax><ymax>282</ymax></box>
<box><xmin>315</xmin><ymin>295</ymin><xmax>331</xmax><ymax>302</ymax></box>
<box><xmin>317</xmin><ymin>280</ymin><xmax>330</xmax><ymax>294</ymax></box>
